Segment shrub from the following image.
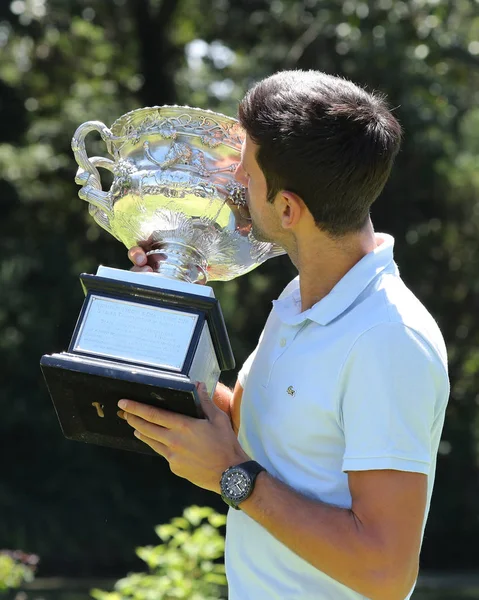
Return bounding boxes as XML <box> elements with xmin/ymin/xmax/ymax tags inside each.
<box><xmin>91</xmin><ymin>506</ymin><xmax>227</xmax><ymax>600</ymax></box>
<box><xmin>0</xmin><ymin>550</ymin><xmax>38</xmax><ymax>592</ymax></box>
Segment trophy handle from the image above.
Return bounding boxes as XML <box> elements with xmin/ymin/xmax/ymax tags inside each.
<box><xmin>72</xmin><ymin>121</ymin><xmax>117</xmax><ymax>216</ymax></box>
<box><xmin>85</xmin><ymin>157</ymin><xmax>120</xmax><ymax>238</ymax></box>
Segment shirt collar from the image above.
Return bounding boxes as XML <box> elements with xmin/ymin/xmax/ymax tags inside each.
<box><xmin>272</xmin><ymin>233</ymin><xmax>397</xmax><ymax>327</ymax></box>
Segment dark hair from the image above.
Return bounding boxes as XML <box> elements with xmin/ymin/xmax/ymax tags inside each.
<box><xmin>238</xmin><ymin>70</ymin><xmax>402</xmax><ymax>236</ymax></box>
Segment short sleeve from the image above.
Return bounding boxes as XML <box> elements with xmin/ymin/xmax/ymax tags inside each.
<box><xmin>338</xmin><ymin>323</ymin><xmax>449</xmax><ymax>474</ymax></box>
<box><xmin>237</xmin><ymin>347</ymin><xmax>258</xmax><ymax>388</ymax></box>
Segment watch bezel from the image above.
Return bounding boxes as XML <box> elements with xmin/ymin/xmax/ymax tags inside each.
<box><xmin>220</xmin><ymin>465</ymin><xmax>253</xmax><ymax>508</ymax></box>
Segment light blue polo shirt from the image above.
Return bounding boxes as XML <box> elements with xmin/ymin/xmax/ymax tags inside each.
<box><xmin>225</xmin><ymin>234</ymin><xmax>449</xmax><ymax>600</ymax></box>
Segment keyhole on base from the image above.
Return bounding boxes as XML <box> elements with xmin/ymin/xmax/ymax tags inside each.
<box><xmin>92</xmin><ymin>402</ymin><xmax>105</xmax><ymax>418</ymax></box>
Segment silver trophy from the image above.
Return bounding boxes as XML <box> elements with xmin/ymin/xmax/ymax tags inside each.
<box><xmin>40</xmin><ymin>106</ymin><xmax>284</xmax><ymax>454</ymax></box>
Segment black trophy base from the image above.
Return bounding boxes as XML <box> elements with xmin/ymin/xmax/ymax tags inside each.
<box><xmin>40</xmin><ymin>352</ymin><xmax>204</xmax><ymax>455</ymax></box>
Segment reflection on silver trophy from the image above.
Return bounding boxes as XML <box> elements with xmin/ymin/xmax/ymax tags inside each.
<box><xmin>40</xmin><ymin>106</ymin><xmax>284</xmax><ymax>455</ymax></box>
<box><xmin>72</xmin><ymin>106</ymin><xmax>285</xmax><ymax>282</ymax></box>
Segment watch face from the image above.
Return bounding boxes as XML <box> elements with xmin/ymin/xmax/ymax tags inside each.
<box><xmin>222</xmin><ymin>468</ymin><xmax>251</xmax><ymax>503</ymax></box>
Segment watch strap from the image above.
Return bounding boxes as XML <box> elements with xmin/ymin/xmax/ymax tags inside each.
<box><xmin>235</xmin><ymin>460</ymin><xmax>266</xmax><ymax>478</ymax></box>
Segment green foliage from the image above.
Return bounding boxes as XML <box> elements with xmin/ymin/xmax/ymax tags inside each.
<box><xmin>90</xmin><ymin>506</ymin><xmax>227</xmax><ymax>600</ymax></box>
<box><xmin>0</xmin><ymin>551</ymin><xmax>37</xmax><ymax>591</ymax></box>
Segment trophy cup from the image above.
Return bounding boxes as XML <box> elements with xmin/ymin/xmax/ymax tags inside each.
<box><xmin>40</xmin><ymin>106</ymin><xmax>285</xmax><ymax>455</ymax></box>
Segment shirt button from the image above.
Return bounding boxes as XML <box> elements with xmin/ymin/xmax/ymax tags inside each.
<box><xmin>280</xmin><ymin>337</ymin><xmax>287</xmax><ymax>347</ymax></box>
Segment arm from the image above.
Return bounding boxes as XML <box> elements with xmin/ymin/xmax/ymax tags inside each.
<box><xmin>240</xmin><ymin>468</ymin><xmax>425</xmax><ymax>600</ymax></box>
<box><xmin>119</xmin><ymin>388</ymin><xmax>423</xmax><ymax>600</ymax></box>
<box><xmin>238</xmin><ymin>323</ymin><xmax>447</xmax><ymax>600</ymax></box>
<box><xmin>213</xmin><ymin>380</ymin><xmax>243</xmax><ymax>436</ymax></box>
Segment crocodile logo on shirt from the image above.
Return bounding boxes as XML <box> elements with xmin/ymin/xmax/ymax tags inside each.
<box><xmin>286</xmin><ymin>386</ymin><xmax>296</xmax><ymax>397</ymax></box>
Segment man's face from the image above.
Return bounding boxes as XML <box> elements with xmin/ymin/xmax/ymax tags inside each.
<box><xmin>234</xmin><ymin>135</ymin><xmax>283</xmax><ymax>244</ymax></box>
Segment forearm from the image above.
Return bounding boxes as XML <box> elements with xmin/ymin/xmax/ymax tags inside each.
<box><xmin>240</xmin><ymin>472</ymin><xmax>415</xmax><ymax>600</ymax></box>
<box><xmin>212</xmin><ymin>382</ymin><xmax>233</xmax><ymax>418</ymax></box>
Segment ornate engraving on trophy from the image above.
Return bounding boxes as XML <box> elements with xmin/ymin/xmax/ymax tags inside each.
<box><xmin>143</xmin><ymin>140</ymin><xmax>207</xmax><ymax>173</ymax></box>
<box><xmin>144</xmin><ymin>140</ymin><xmax>238</xmax><ymax>178</ymax></box>
<box><xmin>120</xmin><ymin>112</ymin><xmax>244</xmax><ymax>149</ymax></box>
<box><xmin>70</xmin><ymin>106</ymin><xmax>286</xmax><ymax>282</ymax></box>
<box><xmin>225</xmin><ymin>181</ymin><xmax>248</xmax><ymax>206</ymax></box>
<box><xmin>112</xmin><ymin>158</ymin><xmax>137</xmax><ymax>197</ymax></box>
<box><xmin>114</xmin><ymin>158</ymin><xmax>137</xmax><ymax>178</ymax></box>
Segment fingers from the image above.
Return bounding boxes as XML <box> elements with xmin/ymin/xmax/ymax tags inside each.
<box><xmin>126</xmin><ymin>413</ymin><xmax>171</xmax><ymax>444</ymax></box>
<box><xmin>128</xmin><ymin>246</ymin><xmax>147</xmax><ymax>265</ymax></box>
<box><xmin>118</xmin><ymin>399</ymin><xmax>187</xmax><ymax>429</ymax></box>
<box><xmin>133</xmin><ymin>431</ymin><xmax>169</xmax><ymax>457</ymax></box>
<box><xmin>196</xmin><ymin>382</ymin><xmax>221</xmax><ymax>420</ymax></box>
<box><xmin>128</xmin><ymin>246</ymin><xmax>153</xmax><ymax>272</ymax></box>
<box><xmin>121</xmin><ymin>405</ymin><xmax>172</xmax><ymax>458</ymax></box>
<box><xmin>196</xmin><ymin>381</ymin><xmax>209</xmax><ymax>398</ymax></box>
<box><xmin>131</xmin><ymin>265</ymin><xmax>153</xmax><ymax>273</ymax></box>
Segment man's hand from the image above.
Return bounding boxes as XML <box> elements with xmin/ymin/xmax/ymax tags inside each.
<box><xmin>128</xmin><ymin>246</ymin><xmax>153</xmax><ymax>273</ymax></box>
<box><xmin>118</xmin><ymin>383</ymin><xmax>250</xmax><ymax>492</ymax></box>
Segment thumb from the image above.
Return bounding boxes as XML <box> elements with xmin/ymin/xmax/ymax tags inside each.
<box><xmin>196</xmin><ymin>382</ymin><xmax>219</xmax><ymax>419</ymax></box>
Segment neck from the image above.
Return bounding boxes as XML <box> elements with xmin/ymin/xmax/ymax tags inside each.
<box><xmin>292</xmin><ymin>221</ymin><xmax>378</xmax><ymax>312</ymax></box>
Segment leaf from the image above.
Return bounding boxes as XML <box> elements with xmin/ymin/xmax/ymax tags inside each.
<box><xmin>207</xmin><ymin>513</ymin><xmax>227</xmax><ymax>528</ymax></box>
<box><xmin>155</xmin><ymin>524</ymin><xmax>178</xmax><ymax>542</ymax></box>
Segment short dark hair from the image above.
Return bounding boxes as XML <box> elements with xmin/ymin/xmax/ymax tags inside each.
<box><xmin>238</xmin><ymin>70</ymin><xmax>402</xmax><ymax>236</ymax></box>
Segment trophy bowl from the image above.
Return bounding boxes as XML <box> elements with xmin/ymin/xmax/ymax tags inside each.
<box><xmin>72</xmin><ymin>105</ymin><xmax>285</xmax><ymax>284</ymax></box>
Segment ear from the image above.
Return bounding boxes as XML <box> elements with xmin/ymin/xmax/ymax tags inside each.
<box><xmin>276</xmin><ymin>191</ymin><xmax>303</xmax><ymax>230</ymax></box>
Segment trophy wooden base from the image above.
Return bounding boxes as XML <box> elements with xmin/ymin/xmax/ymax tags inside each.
<box><xmin>40</xmin><ymin>269</ymin><xmax>234</xmax><ymax>455</ymax></box>
<box><xmin>41</xmin><ymin>352</ymin><xmax>202</xmax><ymax>455</ymax></box>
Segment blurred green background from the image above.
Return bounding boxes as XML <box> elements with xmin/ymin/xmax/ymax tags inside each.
<box><xmin>1</xmin><ymin>0</ymin><xmax>479</xmax><ymax>597</ymax></box>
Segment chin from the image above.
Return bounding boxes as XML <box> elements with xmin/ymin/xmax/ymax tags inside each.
<box><xmin>251</xmin><ymin>225</ymin><xmax>273</xmax><ymax>244</ymax></box>
<box><xmin>250</xmin><ymin>218</ymin><xmax>271</xmax><ymax>242</ymax></box>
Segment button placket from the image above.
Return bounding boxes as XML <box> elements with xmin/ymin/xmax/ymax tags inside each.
<box><xmin>262</xmin><ymin>322</ymin><xmax>308</xmax><ymax>388</ymax></box>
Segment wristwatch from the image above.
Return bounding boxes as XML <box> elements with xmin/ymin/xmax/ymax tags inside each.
<box><xmin>220</xmin><ymin>460</ymin><xmax>266</xmax><ymax>510</ymax></box>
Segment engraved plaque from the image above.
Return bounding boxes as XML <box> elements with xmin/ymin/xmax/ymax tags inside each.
<box><xmin>73</xmin><ymin>295</ymin><xmax>198</xmax><ymax>371</ymax></box>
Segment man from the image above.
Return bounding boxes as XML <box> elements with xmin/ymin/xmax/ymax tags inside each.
<box><xmin>118</xmin><ymin>70</ymin><xmax>449</xmax><ymax>600</ymax></box>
